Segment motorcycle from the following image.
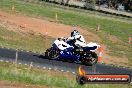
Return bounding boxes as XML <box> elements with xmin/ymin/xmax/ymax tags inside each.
<box><xmin>45</xmin><ymin>35</ymin><xmax>100</xmax><ymax>66</ymax></box>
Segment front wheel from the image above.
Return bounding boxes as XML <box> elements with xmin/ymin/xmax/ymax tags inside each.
<box><xmin>81</xmin><ymin>52</ymin><xmax>98</xmax><ymax>66</ymax></box>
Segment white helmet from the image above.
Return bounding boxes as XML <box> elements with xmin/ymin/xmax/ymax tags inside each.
<box><xmin>71</xmin><ymin>30</ymin><xmax>79</xmax><ymax>37</ymax></box>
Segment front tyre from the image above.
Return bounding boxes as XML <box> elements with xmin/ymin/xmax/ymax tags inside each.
<box><xmin>81</xmin><ymin>52</ymin><xmax>98</xmax><ymax>66</ymax></box>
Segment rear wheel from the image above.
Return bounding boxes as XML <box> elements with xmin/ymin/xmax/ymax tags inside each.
<box><xmin>45</xmin><ymin>48</ymin><xmax>60</xmax><ymax>60</ymax></box>
<box><xmin>81</xmin><ymin>52</ymin><xmax>98</xmax><ymax>66</ymax></box>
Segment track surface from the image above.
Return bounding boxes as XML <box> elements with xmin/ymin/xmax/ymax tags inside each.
<box><xmin>0</xmin><ymin>48</ymin><xmax>132</xmax><ymax>80</ymax></box>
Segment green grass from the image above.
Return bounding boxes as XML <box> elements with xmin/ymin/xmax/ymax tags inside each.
<box><xmin>0</xmin><ymin>62</ymin><xmax>131</xmax><ymax>88</ymax></box>
<box><xmin>0</xmin><ymin>0</ymin><xmax>132</xmax><ymax>66</ymax></box>
<box><xmin>0</xmin><ymin>26</ymin><xmax>54</xmax><ymax>53</ymax></box>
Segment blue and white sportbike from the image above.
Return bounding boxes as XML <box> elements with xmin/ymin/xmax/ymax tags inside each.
<box><xmin>45</xmin><ymin>31</ymin><xmax>100</xmax><ymax>66</ymax></box>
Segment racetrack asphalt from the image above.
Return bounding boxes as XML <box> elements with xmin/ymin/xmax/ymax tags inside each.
<box><xmin>0</xmin><ymin>47</ymin><xmax>132</xmax><ymax>81</ymax></box>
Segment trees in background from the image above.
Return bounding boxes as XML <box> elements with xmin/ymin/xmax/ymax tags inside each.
<box><xmin>40</xmin><ymin>0</ymin><xmax>132</xmax><ymax>11</ymax></box>
<box><xmin>84</xmin><ymin>0</ymin><xmax>96</xmax><ymax>9</ymax></box>
<box><xmin>96</xmin><ymin>0</ymin><xmax>132</xmax><ymax>11</ymax></box>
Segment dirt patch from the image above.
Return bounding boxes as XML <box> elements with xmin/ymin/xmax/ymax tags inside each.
<box><xmin>0</xmin><ymin>10</ymin><xmax>129</xmax><ymax>67</ymax></box>
<box><xmin>0</xmin><ymin>11</ymin><xmax>100</xmax><ymax>42</ymax></box>
<box><xmin>109</xmin><ymin>35</ymin><xmax>124</xmax><ymax>44</ymax></box>
<box><xmin>102</xmin><ymin>54</ymin><xmax>129</xmax><ymax>67</ymax></box>
<box><xmin>99</xmin><ymin>44</ymin><xmax>128</xmax><ymax>66</ymax></box>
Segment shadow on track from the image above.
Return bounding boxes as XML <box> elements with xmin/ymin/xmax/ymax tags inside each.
<box><xmin>33</xmin><ymin>54</ymin><xmax>83</xmax><ymax>65</ymax></box>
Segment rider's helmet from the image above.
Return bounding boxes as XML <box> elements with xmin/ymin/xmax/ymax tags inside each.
<box><xmin>71</xmin><ymin>30</ymin><xmax>79</xmax><ymax>37</ymax></box>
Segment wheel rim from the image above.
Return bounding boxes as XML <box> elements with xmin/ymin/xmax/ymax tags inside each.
<box><xmin>88</xmin><ymin>54</ymin><xmax>96</xmax><ymax>63</ymax></box>
<box><xmin>51</xmin><ymin>50</ymin><xmax>59</xmax><ymax>59</ymax></box>
<box><xmin>81</xmin><ymin>52</ymin><xmax>97</xmax><ymax>65</ymax></box>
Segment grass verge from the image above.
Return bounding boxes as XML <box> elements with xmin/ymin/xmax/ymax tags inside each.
<box><xmin>0</xmin><ymin>61</ymin><xmax>131</xmax><ymax>88</ymax></box>
<box><xmin>0</xmin><ymin>26</ymin><xmax>54</xmax><ymax>53</ymax></box>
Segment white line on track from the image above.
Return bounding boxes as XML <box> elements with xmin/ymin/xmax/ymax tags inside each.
<box><xmin>37</xmin><ymin>66</ymin><xmax>40</xmax><ymax>68</ymax></box>
<box><xmin>0</xmin><ymin>60</ymin><xmax>3</xmax><ymax>62</ymax></box>
<box><xmin>48</xmin><ymin>67</ymin><xmax>52</xmax><ymax>70</ymax></box>
<box><xmin>24</xmin><ymin>64</ymin><xmax>27</xmax><ymax>66</ymax></box>
<box><xmin>54</xmin><ymin>68</ymin><xmax>57</xmax><ymax>71</ymax></box>
<box><xmin>66</xmin><ymin>71</ymin><xmax>69</xmax><ymax>73</ymax></box>
<box><xmin>43</xmin><ymin>67</ymin><xmax>46</xmax><ymax>69</ymax></box>
<box><xmin>61</xmin><ymin>70</ymin><xmax>64</xmax><ymax>72</ymax></box>
<box><xmin>18</xmin><ymin>63</ymin><xmax>22</xmax><ymax>65</ymax></box>
<box><xmin>5</xmin><ymin>60</ymin><xmax>9</xmax><ymax>63</ymax></box>
<box><xmin>72</xmin><ymin>72</ymin><xmax>76</xmax><ymax>75</ymax></box>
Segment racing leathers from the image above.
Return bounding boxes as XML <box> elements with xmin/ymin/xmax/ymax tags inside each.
<box><xmin>66</xmin><ymin>34</ymin><xmax>87</xmax><ymax>47</ymax></box>
<box><xmin>54</xmin><ymin>39</ymin><xmax>73</xmax><ymax>50</ymax></box>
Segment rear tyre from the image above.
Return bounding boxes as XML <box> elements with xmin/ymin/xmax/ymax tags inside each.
<box><xmin>45</xmin><ymin>48</ymin><xmax>60</xmax><ymax>60</ymax></box>
<box><xmin>81</xmin><ymin>52</ymin><xmax>98</xmax><ymax>66</ymax></box>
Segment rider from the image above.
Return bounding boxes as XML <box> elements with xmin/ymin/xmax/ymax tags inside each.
<box><xmin>71</xmin><ymin>30</ymin><xmax>80</xmax><ymax>37</ymax></box>
<box><xmin>54</xmin><ymin>37</ymin><xmax>73</xmax><ymax>50</ymax></box>
<box><xmin>67</xmin><ymin>30</ymin><xmax>86</xmax><ymax>47</ymax></box>
<box><xmin>69</xmin><ymin>30</ymin><xmax>100</xmax><ymax>51</ymax></box>
<box><xmin>54</xmin><ymin>30</ymin><xmax>86</xmax><ymax>50</ymax></box>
